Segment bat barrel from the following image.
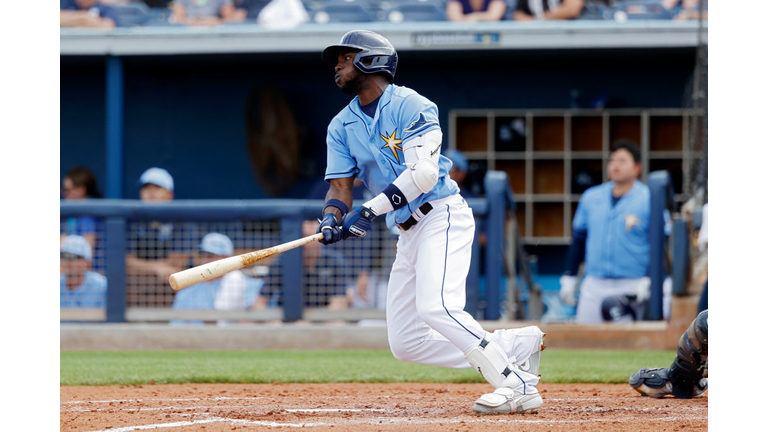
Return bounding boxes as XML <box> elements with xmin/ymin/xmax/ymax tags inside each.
<box><xmin>169</xmin><ymin>255</ymin><xmax>244</xmax><ymax>290</ymax></box>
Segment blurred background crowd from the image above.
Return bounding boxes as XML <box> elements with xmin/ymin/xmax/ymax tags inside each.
<box><xmin>60</xmin><ymin>0</ymin><xmax>707</xmax><ymax>28</ymax></box>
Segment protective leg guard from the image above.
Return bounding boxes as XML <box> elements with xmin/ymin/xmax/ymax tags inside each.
<box><xmin>464</xmin><ymin>338</ymin><xmax>523</xmax><ymax>389</ymax></box>
<box><xmin>465</xmin><ymin>338</ymin><xmax>542</xmax><ymax>415</ymax></box>
<box><xmin>669</xmin><ymin>310</ymin><xmax>708</xmax><ymax>399</ymax></box>
<box><xmin>489</xmin><ymin>326</ymin><xmax>546</xmax><ymax>377</ymax></box>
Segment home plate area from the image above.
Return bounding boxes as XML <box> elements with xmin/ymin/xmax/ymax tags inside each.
<box><xmin>60</xmin><ymin>383</ymin><xmax>707</xmax><ymax>431</ymax></box>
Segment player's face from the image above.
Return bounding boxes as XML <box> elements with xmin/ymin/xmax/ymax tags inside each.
<box><xmin>335</xmin><ymin>51</ymin><xmax>363</xmax><ymax>95</ymax></box>
<box><xmin>608</xmin><ymin>149</ymin><xmax>641</xmax><ymax>183</ymax></box>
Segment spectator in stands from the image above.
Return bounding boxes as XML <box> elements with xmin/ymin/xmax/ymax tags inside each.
<box><xmin>443</xmin><ymin>149</ymin><xmax>476</xmax><ymax>200</ymax></box>
<box><xmin>446</xmin><ymin>0</ymin><xmax>508</xmax><ymax>22</ymax></box>
<box><xmin>663</xmin><ymin>0</ymin><xmax>707</xmax><ymax>20</ymax></box>
<box><xmin>559</xmin><ymin>140</ymin><xmax>652</xmax><ymax>323</ymax></box>
<box><xmin>171</xmin><ymin>233</ymin><xmax>263</xmax><ymax>326</ymax></box>
<box><xmin>171</xmin><ymin>0</ymin><xmax>247</xmax><ymax>26</ymax></box>
<box><xmin>59</xmin><ymin>0</ymin><xmax>127</xmax><ymax>28</ymax></box>
<box><xmin>126</xmin><ymin>167</ymin><xmax>194</xmax><ymax>307</ymax></box>
<box><xmin>252</xmin><ymin>220</ymin><xmax>355</xmax><ymax>310</ymax></box>
<box><xmin>61</xmin><ymin>166</ymin><xmax>102</xmax><ymax>249</ymax></box>
<box><xmin>513</xmin><ymin>0</ymin><xmax>584</xmax><ymax>20</ymax></box>
<box><xmin>233</xmin><ymin>0</ymin><xmax>271</xmax><ymax>19</ymax></box>
<box><xmin>60</xmin><ymin>235</ymin><xmax>107</xmax><ymax>308</ymax></box>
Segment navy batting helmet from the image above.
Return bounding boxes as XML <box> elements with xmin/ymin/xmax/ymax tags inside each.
<box><xmin>322</xmin><ymin>30</ymin><xmax>398</xmax><ymax>81</ymax></box>
<box><xmin>601</xmin><ymin>295</ymin><xmax>637</xmax><ymax>322</ymax></box>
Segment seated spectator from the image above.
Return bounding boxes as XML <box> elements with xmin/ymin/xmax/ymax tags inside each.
<box><xmin>171</xmin><ymin>0</ymin><xmax>247</xmax><ymax>26</ymax></box>
<box><xmin>60</xmin><ymin>0</ymin><xmax>125</xmax><ymax>28</ymax></box>
<box><xmin>171</xmin><ymin>233</ymin><xmax>263</xmax><ymax>326</ymax></box>
<box><xmin>126</xmin><ymin>168</ymin><xmax>195</xmax><ymax>307</ymax></box>
<box><xmin>514</xmin><ymin>0</ymin><xmax>584</xmax><ymax>21</ymax></box>
<box><xmin>60</xmin><ymin>235</ymin><xmax>107</xmax><ymax>308</ymax></box>
<box><xmin>253</xmin><ymin>220</ymin><xmax>355</xmax><ymax>310</ymax></box>
<box><xmin>663</xmin><ymin>0</ymin><xmax>707</xmax><ymax>20</ymax></box>
<box><xmin>446</xmin><ymin>0</ymin><xmax>508</xmax><ymax>22</ymax></box>
<box><xmin>61</xmin><ymin>166</ymin><xmax>102</xmax><ymax>249</ymax></box>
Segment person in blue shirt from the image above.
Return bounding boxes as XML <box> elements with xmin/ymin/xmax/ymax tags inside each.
<box><xmin>315</xmin><ymin>30</ymin><xmax>545</xmax><ymax>415</ymax></box>
<box><xmin>60</xmin><ymin>235</ymin><xmax>107</xmax><ymax>308</ymax></box>
<box><xmin>171</xmin><ymin>233</ymin><xmax>263</xmax><ymax>326</ymax></box>
<box><xmin>60</xmin><ymin>0</ymin><xmax>116</xmax><ymax>28</ymax></box>
<box><xmin>446</xmin><ymin>0</ymin><xmax>508</xmax><ymax>22</ymax></box>
<box><xmin>560</xmin><ymin>140</ymin><xmax>652</xmax><ymax>323</ymax></box>
<box><xmin>61</xmin><ymin>166</ymin><xmax>102</xmax><ymax>250</ymax></box>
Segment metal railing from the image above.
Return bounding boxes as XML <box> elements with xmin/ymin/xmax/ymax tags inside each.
<box><xmin>61</xmin><ymin>172</ymin><xmax>515</xmax><ymax>323</ymax></box>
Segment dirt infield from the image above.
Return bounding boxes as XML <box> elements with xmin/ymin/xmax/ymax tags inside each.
<box><xmin>60</xmin><ymin>383</ymin><xmax>707</xmax><ymax>431</ymax></box>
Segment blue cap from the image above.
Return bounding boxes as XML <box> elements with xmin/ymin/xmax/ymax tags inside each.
<box><xmin>200</xmin><ymin>233</ymin><xmax>234</xmax><ymax>256</ymax></box>
<box><xmin>61</xmin><ymin>235</ymin><xmax>93</xmax><ymax>261</ymax></box>
<box><xmin>443</xmin><ymin>149</ymin><xmax>468</xmax><ymax>172</ymax></box>
<box><xmin>139</xmin><ymin>167</ymin><xmax>174</xmax><ymax>192</ymax></box>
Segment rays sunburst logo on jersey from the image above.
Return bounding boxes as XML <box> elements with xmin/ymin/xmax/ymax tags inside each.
<box><xmin>380</xmin><ymin>129</ymin><xmax>403</xmax><ymax>162</ymax></box>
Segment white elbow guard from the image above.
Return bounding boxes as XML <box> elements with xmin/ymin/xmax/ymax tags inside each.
<box><xmin>403</xmin><ymin>129</ymin><xmax>443</xmax><ymax>194</ymax></box>
<box><xmin>411</xmin><ymin>158</ymin><xmax>439</xmax><ymax>194</ymax></box>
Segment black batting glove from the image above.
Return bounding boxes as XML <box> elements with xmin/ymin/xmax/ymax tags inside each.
<box><xmin>317</xmin><ymin>213</ymin><xmax>343</xmax><ymax>245</ymax></box>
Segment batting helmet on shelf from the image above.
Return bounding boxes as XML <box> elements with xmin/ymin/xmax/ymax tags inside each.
<box><xmin>322</xmin><ymin>30</ymin><xmax>398</xmax><ymax>81</ymax></box>
<box><xmin>601</xmin><ymin>295</ymin><xmax>638</xmax><ymax>322</ymax></box>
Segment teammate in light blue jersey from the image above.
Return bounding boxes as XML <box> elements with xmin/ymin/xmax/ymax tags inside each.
<box><xmin>560</xmin><ymin>140</ymin><xmax>654</xmax><ymax>323</ymax></box>
<box><xmin>316</xmin><ymin>30</ymin><xmax>546</xmax><ymax>415</ymax></box>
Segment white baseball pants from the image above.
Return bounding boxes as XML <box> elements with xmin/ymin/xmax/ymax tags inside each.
<box><xmin>385</xmin><ymin>194</ymin><xmax>539</xmax><ymax>376</ymax></box>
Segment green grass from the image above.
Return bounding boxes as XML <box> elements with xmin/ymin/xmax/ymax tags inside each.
<box><xmin>60</xmin><ymin>349</ymin><xmax>676</xmax><ymax>386</ymax></box>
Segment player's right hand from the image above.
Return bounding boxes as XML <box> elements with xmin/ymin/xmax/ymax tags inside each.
<box><xmin>317</xmin><ymin>213</ymin><xmax>343</xmax><ymax>245</ymax></box>
<box><xmin>559</xmin><ymin>275</ymin><xmax>579</xmax><ymax>306</ymax></box>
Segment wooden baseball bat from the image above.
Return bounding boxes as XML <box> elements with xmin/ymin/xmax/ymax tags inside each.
<box><xmin>169</xmin><ymin>232</ymin><xmax>324</xmax><ymax>291</ymax></box>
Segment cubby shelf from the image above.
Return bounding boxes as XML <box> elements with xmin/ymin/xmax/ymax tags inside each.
<box><xmin>449</xmin><ymin>108</ymin><xmax>702</xmax><ymax>244</ymax></box>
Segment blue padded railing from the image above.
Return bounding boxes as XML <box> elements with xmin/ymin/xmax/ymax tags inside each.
<box><xmin>61</xmin><ymin>171</ymin><xmax>513</xmax><ymax>322</ymax></box>
<box><xmin>648</xmin><ymin>170</ymin><xmax>676</xmax><ymax>320</ymax></box>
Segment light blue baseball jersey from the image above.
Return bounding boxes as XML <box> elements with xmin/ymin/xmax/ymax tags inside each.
<box><xmin>573</xmin><ymin>180</ymin><xmax>650</xmax><ymax>279</ymax></box>
<box><xmin>325</xmin><ymin>84</ymin><xmax>460</xmax><ymax>229</ymax></box>
<box><xmin>60</xmin><ymin>271</ymin><xmax>107</xmax><ymax>308</ymax></box>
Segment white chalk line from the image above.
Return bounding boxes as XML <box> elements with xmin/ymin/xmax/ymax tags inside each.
<box><xmin>82</xmin><ymin>411</ymin><xmax>709</xmax><ymax>432</ymax></box>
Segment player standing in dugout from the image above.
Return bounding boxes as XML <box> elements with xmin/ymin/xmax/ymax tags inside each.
<box><xmin>315</xmin><ymin>30</ymin><xmax>546</xmax><ymax>415</ymax></box>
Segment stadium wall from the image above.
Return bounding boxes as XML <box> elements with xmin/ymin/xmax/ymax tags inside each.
<box><xmin>61</xmin><ymin>48</ymin><xmax>696</xmax><ymax>200</ymax></box>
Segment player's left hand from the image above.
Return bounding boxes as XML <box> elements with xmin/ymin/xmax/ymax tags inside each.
<box><xmin>341</xmin><ymin>206</ymin><xmax>375</xmax><ymax>239</ymax></box>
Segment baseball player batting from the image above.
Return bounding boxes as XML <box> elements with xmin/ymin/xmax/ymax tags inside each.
<box><xmin>316</xmin><ymin>30</ymin><xmax>545</xmax><ymax>415</ymax></box>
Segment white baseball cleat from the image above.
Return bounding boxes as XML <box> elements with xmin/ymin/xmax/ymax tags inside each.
<box><xmin>472</xmin><ymin>387</ymin><xmax>543</xmax><ymax>414</ymax></box>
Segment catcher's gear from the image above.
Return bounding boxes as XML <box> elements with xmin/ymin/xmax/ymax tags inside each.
<box><xmin>629</xmin><ymin>309</ymin><xmax>708</xmax><ymax>399</ymax></box>
<box><xmin>629</xmin><ymin>367</ymin><xmax>707</xmax><ymax>399</ymax></box>
<box><xmin>341</xmin><ymin>206</ymin><xmax>375</xmax><ymax>239</ymax></box>
<box><xmin>322</xmin><ymin>30</ymin><xmax>398</xmax><ymax>81</ymax></box>
<box><xmin>669</xmin><ymin>309</ymin><xmax>708</xmax><ymax>398</ymax></box>
<box><xmin>317</xmin><ymin>213</ymin><xmax>343</xmax><ymax>245</ymax></box>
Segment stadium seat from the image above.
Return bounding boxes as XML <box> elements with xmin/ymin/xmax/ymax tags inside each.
<box><xmin>311</xmin><ymin>3</ymin><xmax>374</xmax><ymax>23</ymax></box>
<box><xmin>613</xmin><ymin>0</ymin><xmax>673</xmax><ymax>20</ymax></box>
<box><xmin>387</xmin><ymin>4</ymin><xmax>446</xmax><ymax>22</ymax></box>
<box><xmin>101</xmin><ymin>2</ymin><xmax>152</xmax><ymax>27</ymax></box>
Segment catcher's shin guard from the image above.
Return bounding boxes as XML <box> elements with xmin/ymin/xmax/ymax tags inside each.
<box><xmin>669</xmin><ymin>310</ymin><xmax>708</xmax><ymax>398</ymax></box>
